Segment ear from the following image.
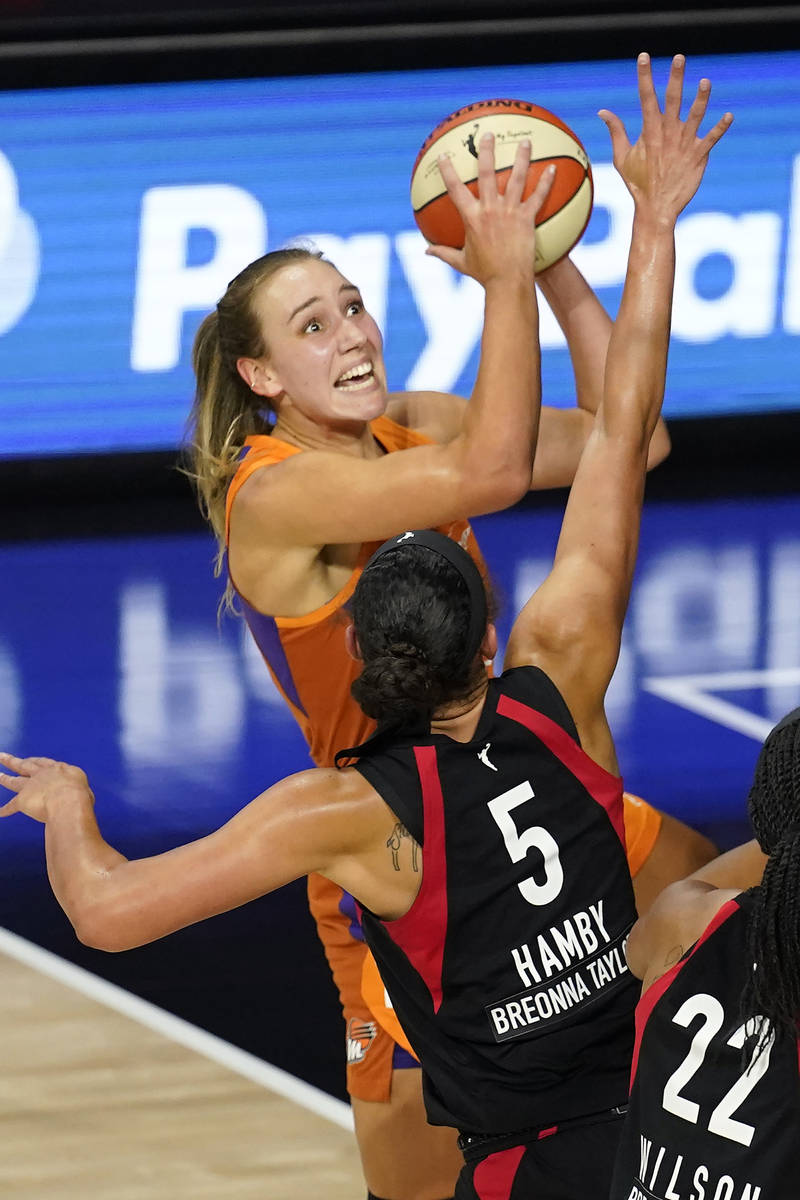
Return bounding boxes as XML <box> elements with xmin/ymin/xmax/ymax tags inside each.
<box><xmin>236</xmin><ymin>356</ymin><xmax>283</xmax><ymax>399</ymax></box>
<box><xmin>481</xmin><ymin>622</ymin><xmax>498</xmax><ymax>666</ymax></box>
<box><xmin>345</xmin><ymin>623</ymin><xmax>362</xmax><ymax>661</ymax></box>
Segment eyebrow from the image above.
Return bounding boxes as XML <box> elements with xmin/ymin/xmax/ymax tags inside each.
<box><xmin>288</xmin><ymin>283</ymin><xmax>361</xmax><ymax>323</ymax></box>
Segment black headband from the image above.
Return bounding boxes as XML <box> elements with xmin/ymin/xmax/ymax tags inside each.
<box><xmin>360</xmin><ymin>529</ymin><xmax>488</xmax><ymax>671</ymax></box>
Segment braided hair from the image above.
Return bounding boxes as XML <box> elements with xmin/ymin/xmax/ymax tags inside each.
<box><xmin>349</xmin><ymin>534</ymin><xmax>492</xmax><ymax>733</ymax></box>
<box><xmin>740</xmin><ymin>707</ymin><xmax>800</xmax><ymax>1057</ymax></box>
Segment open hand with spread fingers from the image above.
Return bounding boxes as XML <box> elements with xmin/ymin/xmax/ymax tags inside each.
<box><xmin>0</xmin><ymin>752</ymin><xmax>93</xmax><ymax>824</ymax></box>
<box><xmin>598</xmin><ymin>52</ymin><xmax>733</xmax><ymax>225</ymax></box>
<box><xmin>425</xmin><ymin>132</ymin><xmax>557</xmax><ymax>285</ymax></box>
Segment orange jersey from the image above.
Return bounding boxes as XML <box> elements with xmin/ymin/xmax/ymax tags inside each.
<box><xmin>225</xmin><ymin>414</ymin><xmax>489</xmax><ymax>769</ymax></box>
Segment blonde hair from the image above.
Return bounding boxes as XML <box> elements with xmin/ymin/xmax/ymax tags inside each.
<box><xmin>185</xmin><ymin>247</ymin><xmax>325</xmax><ymax>565</ymax></box>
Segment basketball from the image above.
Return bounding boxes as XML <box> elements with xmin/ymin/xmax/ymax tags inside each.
<box><xmin>410</xmin><ymin>99</ymin><xmax>593</xmax><ymax>272</ymax></box>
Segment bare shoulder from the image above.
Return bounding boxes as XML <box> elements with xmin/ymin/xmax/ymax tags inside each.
<box><xmin>231</xmin><ymin>445</ymin><xmax>335</xmax><ymax>530</ymax></box>
<box><xmin>627</xmin><ymin>879</ymin><xmax>742</xmax><ymax>990</ymax></box>
<box><xmin>278</xmin><ymin>764</ymin><xmax>402</xmax><ymax>856</ymax></box>
<box><xmin>260</xmin><ymin>766</ymin><xmax>387</xmax><ymax>828</ymax></box>
<box><xmin>385</xmin><ymin>390</ymin><xmax>467</xmax><ymax>443</ymax></box>
<box><xmin>227</xmin><ymin>455</ymin><xmax>339</xmax><ymax>612</ymax></box>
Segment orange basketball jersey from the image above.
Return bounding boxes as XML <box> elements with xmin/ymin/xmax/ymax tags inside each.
<box><xmin>224</xmin><ymin>414</ymin><xmax>489</xmax><ymax>769</ymax></box>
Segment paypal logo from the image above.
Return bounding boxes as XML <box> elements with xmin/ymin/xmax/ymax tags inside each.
<box><xmin>0</xmin><ymin>149</ymin><xmax>40</xmax><ymax>336</ymax></box>
<box><xmin>1</xmin><ymin>56</ymin><xmax>798</xmax><ymax>461</ymax></box>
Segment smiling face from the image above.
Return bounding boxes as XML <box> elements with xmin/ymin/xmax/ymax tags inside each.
<box><xmin>243</xmin><ymin>257</ymin><xmax>388</xmax><ymax>429</ymax></box>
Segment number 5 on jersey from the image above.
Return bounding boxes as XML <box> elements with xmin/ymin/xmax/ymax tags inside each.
<box><xmin>487</xmin><ymin>781</ymin><xmax>564</xmax><ymax>906</ymax></box>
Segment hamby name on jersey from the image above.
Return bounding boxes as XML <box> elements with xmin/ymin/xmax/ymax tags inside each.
<box><xmin>487</xmin><ymin>898</ymin><xmax>632</xmax><ymax>1042</ymax></box>
<box><xmin>624</xmin><ymin>1134</ymin><xmax>763</xmax><ymax>1200</ymax></box>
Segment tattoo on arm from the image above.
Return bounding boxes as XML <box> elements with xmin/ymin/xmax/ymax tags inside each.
<box><xmin>664</xmin><ymin>942</ymin><xmax>686</xmax><ymax>971</ymax></box>
<box><xmin>387</xmin><ymin>823</ymin><xmax>420</xmax><ymax>872</ymax></box>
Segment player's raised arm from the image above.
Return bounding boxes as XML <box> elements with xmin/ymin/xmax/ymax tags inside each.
<box><xmin>531</xmin><ymin>256</ymin><xmax>672</xmax><ymax>489</ymax></box>
<box><xmin>232</xmin><ymin>138</ymin><xmax>556</xmax><ymax>552</ymax></box>
<box><xmin>504</xmin><ymin>53</ymin><xmax>733</xmax><ymax>770</ymax></box>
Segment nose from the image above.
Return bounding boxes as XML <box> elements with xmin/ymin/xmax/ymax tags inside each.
<box><xmin>337</xmin><ymin>311</ymin><xmax>367</xmax><ymax>352</ymax></box>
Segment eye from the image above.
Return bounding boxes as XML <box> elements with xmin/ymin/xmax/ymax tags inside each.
<box><xmin>302</xmin><ymin>317</ymin><xmax>322</xmax><ymax>333</ymax></box>
<box><xmin>345</xmin><ymin>300</ymin><xmax>363</xmax><ymax>317</ymax></box>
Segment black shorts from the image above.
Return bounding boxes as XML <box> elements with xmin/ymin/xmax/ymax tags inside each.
<box><xmin>455</xmin><ymin>1107</ymin><xmax>626</xmax><ymax>1200</ymax></box>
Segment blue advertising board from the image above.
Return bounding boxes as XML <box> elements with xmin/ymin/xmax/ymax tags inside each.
<box><xmin>1</xmin><ymin>51</ymin><xmax>798</xmax><ymax>458</ymax></box>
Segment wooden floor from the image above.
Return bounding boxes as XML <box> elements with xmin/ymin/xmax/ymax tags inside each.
<box><xmin>0</xmin><ymin>937</ymin><xmax>364</xmax><ymax>1200</ymax></box>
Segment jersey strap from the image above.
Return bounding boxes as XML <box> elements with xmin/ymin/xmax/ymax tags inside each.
<box><xmin>374</xmin><ymin>744</ymin><xmax>448</xmax><ymax>1012</ymax></box>
<box><xmin>496</xmin><ymin>693</ymin><xmax>625</xmax><ymax>847</ymax></box>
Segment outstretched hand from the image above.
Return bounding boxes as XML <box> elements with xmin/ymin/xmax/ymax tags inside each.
<box><xmin>599</xmin><ymin>52</ymin><xmax>733</xmax><ymax>223</ymax></box>
<box><xmin>0</xmin><ymin>752</ymin><xmax>93</xmax><ymax>824</ymax></box>
<box><xmin>425</xmin><ymin>132</ymin><xmax>556</xmax><ymax>285</ymax></box>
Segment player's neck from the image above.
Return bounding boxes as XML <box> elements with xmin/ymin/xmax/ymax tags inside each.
<box><xmin>271</xmin><ymin>409</ymin><xmax>382</xmax><ymax>459</ymax></box>
<box><xmin>430</xmin><ymin>683</ymin><xmax>488</xmax><ymax>743</ymax></box>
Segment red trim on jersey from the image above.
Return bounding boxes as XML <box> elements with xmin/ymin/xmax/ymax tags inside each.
<box><xmin>629</xmin><ymin>896</ymin><xmax>742</xmax><ymax>1089</ymax></box>
<box><xmin>377</xmin><ymin>745</ymin><xmax>448</xmax><ymax>1013</ymax></box>
<box><xmin>496</xmin><ymin>694</ymin><xmax>625</xmax><ymax>847</ymax></box>
<box><xmin>537</xmin><ymin>1125</ymin><xmax>558</xmax><ymax>1139</ymax></box>
<box><xmin>473</xmin><ymin>1143</ymin><xmax>526</xmax><ymax>1200</ymax></box>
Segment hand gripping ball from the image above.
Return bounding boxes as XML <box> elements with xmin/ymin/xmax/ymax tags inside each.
<box><xmin>411</xmin><ymin>98</ymin><xmax>593</xmax><ymax>272</ymax></box>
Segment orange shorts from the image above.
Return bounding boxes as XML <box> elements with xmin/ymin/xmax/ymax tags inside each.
<box><xmin>307</xmin><ymin>793</ymin><xmax>663</xmax><ymax>1100</ymax></box>
<box><xmin>622</xmin><ymin>790</ymin><xmax>663</xmax><ymax>877</ymax></box>
<box><xmin>307</xmin><ymin>872</ymin><xmax>403</xmax><ymax>1102</ymax></box>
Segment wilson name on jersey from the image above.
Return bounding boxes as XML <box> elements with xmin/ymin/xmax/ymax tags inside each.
<box><xmin>354</xmin><ymin>666</ymin><xmax>639</xmax><ymax>1135</ymax></box>
<box><xmin>611</xmin><ymin>890</ymin><xmax>800</xmax><ymax>1200</ymax></box>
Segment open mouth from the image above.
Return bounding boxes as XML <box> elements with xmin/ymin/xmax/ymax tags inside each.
<box><xmin>335</xmin><ymin>362</ymin><xmax>375</xmax><ymax>390</ymax></box>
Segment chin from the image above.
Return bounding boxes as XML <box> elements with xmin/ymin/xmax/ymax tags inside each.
<box><xmin>337</xmin><ymin>387</ymin><xmax>387</xmax><ymax>423</ymax></box>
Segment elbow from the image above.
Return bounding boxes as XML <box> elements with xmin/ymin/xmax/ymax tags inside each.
<box><xmin>71</xmin><ymin>902</ymin><xmax>134</xmax><ymax>954</ymax></box>
<box><xmin>444</xmin><ymin>436</ymin><xmax>531</xmax><ymax>515</ymax></box>
<box><xmin>645</xmin><ymin>423</ymin><xmax>671</xmax><ymax>471</ymax></box>
<box><xmin>462</xmin><ymin>464</ymin><xmax>531</xmax><ymax>514</ymax></box>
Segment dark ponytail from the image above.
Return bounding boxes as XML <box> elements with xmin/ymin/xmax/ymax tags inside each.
<box><xmin>349</xmin><ymin>544</ymin><xmax>491</xmax><ymax>729</ymax></box>
<box><xmin>741</xmin><ymin>709</ymin><xmax>800</xmax><ymax>1056</ymax></box>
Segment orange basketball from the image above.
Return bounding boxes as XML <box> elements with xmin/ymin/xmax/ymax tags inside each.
<box><xmin>410</xmin><ymin>99</ymin><xmax>593</xmax><ymax>272</ymax></box>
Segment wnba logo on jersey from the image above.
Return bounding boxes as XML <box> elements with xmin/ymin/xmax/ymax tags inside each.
<box><xmin>346</xmin><ymin>1018</ymin><xmax>378</xmax><ymax>1064</ymax></box>
<box><xmin>0</xmin><ymin>149</ymin><xmax>40</xmax><ymax>336</ymax></box>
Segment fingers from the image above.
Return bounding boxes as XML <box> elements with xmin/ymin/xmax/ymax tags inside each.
<box><xmin>0</xmin><ymin>751</ymin><xmax>56</xmax><ymax>774</ymax></box>
<box><xmin>476</xmin><ymin>131</ymin><xmax>499</xmax><ymax>201</ymax></box>
<box><xmin>436</xmin><ymin>151</ymin><xmax>474</xmax><ymax>214</ymax></box>
<box><xmin>0</xmin><ymin>751</ymin><xmax>62</xmax><ymax>796</ymax></box>
<box><xmin>424</xmin><ymin>243</ymin><xmax>465</xmax><ymax>270</ymax></box>
<box><xmin>524</xmin><ymin>162</ymin><xmax>557</xmax><ymax>216</ymax></box>
<box><xmin>503</xmin><ymin>137</ymin><xmax>532</xmax><ymax>205</ymax></box>
<box><xmin>662</xmin><ymin>53</ymin><xmax>686</xmax><ymax>123</ymax></box>
<box><xmin>598</xmin><ymin>108</ymin><xmax>631</xmax><ymax>168</ymax></box>
<box><xmin>636</xmin><ymin>51</ymin><xmax>662</xmax><ymax>137</ymax></box>
<box><xmin>698</xmin><ymin>109</ymin><xmax>734</xmax><ymax>154</ymax></box>
<box><xmin>684</xmin><ymin>76</ymin><xmax>712</xmax><ymax>140</ymax></box>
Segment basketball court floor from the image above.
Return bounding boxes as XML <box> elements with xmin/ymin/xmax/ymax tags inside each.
<box><xmin>0</xmin><ymin>481</ymin><xmax>797</xmax><ymax>1196</ymax></box>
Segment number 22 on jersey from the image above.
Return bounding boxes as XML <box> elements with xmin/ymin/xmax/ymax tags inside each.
<box><xmin>662</xmin><ymin>992</ymin><xmax>776</xmax><ymax>1148</ymax></box>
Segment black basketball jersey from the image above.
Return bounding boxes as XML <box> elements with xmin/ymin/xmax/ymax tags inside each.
<box><xmin>352</xmin><ymin>665</ymin><xmax>639</xmax><ymax>1135</ymax></box>
<box><xmin>611</xmin><ymin>889</ymin><xmax>800</xmax><ymax>1200</ymax></box>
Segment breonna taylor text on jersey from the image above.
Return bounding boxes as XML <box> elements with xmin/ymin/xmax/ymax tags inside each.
<box><xmin>350</xmin><ymin>665</ymin><xmax>639</xmax><ymax>1136</ymax></box>
<box><xmin>610</xmin><ymin>888</ymin><xmax>800</xmax><ymax>1200</ymax></box>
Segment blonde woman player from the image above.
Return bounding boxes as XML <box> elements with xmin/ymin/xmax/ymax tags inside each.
<box><xmin>184</xmin><ymin>103</ymin><xmax>716</xmax><ymax>1200</ymax></box>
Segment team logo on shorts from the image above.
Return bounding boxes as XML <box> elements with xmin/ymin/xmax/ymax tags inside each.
<box><xmin>346</xmin><ymin>1018</ymin><xmax>378</xmax><ymax>1064</ymax></box>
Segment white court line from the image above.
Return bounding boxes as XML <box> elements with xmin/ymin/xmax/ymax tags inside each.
<box><xmin>0</xmin><ymin>924</ymin><xmax>354</xmax><ymax>1132</ymax></box>
<box><xmin>643</xmin><ymin>668</ymin><xmax>800</xmax><ymax>743</ymax></box>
